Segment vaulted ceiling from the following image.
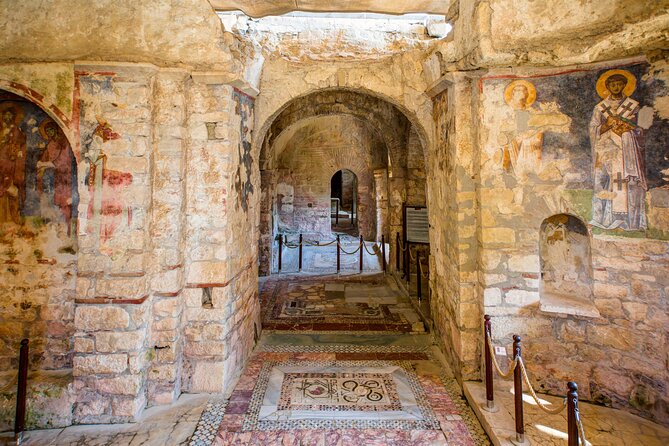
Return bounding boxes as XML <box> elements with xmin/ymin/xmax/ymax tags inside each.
<box><xmin>208</xmin><ymin>0</ymin><xmax>451</xmax><ymax>17</ymax></box>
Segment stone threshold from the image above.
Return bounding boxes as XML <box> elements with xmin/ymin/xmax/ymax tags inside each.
<box><xmin>464</xmin><ymin>380</ymin><xmax>669</xmax><ymax>446</ymax></box>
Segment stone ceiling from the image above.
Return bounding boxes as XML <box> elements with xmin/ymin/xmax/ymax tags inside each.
<box><xmin>208</xmin><ymin>0</ymin><xmax>451</xmax><ymax>17</ymax></box>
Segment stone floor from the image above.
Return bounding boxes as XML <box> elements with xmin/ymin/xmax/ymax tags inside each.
<box><xmin>465</xmin><ymin>381</ymin><xmax>669</xmax><ymax>446</ymax></box>
<box><xmin>0</xmin><ymin>393</ymin><xmax>209</xmax><ymax>446</ymax></box>
<box><xmin>260</xmin><ymin>273</ymin><xmax>425</xmax><ymax>333</ymax></box>
<box><xmin>205</xmin><ymin>333</ymin><xmax>490</xmax><ymax>445</ymax></box>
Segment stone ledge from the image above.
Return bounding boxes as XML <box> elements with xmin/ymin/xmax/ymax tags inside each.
<box><xmin>539</xmin><ymin>292</ymin><xmax>600</xmax><ymax>319</ymax></box>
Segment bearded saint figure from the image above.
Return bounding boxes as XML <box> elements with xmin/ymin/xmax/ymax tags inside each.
<box><xmin>589</xmin><ymin>70</ymin><xmax>649</xmax><ymax>231</ymax></box>
<box><xmin>0</xmin><ymin>102</ymin><xmax>26</xmax><ymax>224</ymax></box>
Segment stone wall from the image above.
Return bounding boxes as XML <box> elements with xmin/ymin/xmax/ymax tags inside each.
<box><xmin>476</xmin><ymin>58</ymin><xmax>669</xmax><ymax>425</ymax></box>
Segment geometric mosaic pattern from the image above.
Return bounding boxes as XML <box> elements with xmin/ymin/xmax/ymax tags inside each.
<box><xmin>243</xmin><ymin>360</ymin><xmax>440</xmax><ymax>431</ymax></box>
<box><xmin>188</xmin><ymin>399</ymin><xmax>227</xmax><ymax>446</ymax></box>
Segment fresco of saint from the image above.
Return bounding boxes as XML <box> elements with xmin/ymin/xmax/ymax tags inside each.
<box><xmin>37</xmin><ymin>118</ymin><xmax>75</xmax><ymax>228</ymax></box>
<box><xmin>500</xmin><ymin>80</ymin><xmax>571</xmax><ymax>177</ymax></box>
<box><xmin>0</xmin><ymin>102</ymin><xmax>26</xmax><ymax>224</ymax></box>
<box><xmin>589</xmin><ymin>69</ymin><xmax>651</xmax><ymax>230</ymax></box>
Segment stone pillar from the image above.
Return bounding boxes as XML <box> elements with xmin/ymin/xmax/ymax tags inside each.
<box><xmin>181</xmin><ymin>74</ymin><xmax>261</xmax><ymax>394</ymax></box>
<box><xmin>374</xmin><ymin>169</ymin><xmax>389</xmax><ymax>242</ymax></box>
<box><xmin>146</xmin><ymin>69</ymin><xmax>190</xmax><ymax>406</ymax></box>
<box><xmin>73</xmin><ymin>63</ymin><xmax>157</xmax><ymax>423</ymax></box>
<box><xmin>388</xmin><ymin>175</ymin><xmax>406</xmax><ymax>272</ymax></box>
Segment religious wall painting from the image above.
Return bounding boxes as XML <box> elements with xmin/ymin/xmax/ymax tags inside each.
<box><xmin>590</xmin><ymin>69</ymin><xmax>654</xmax><ymax>231</ymax></box>
<box><xmin>498</xmin><ymin>79</ymin><xmax>571</xmax><ymax>178</ymax></box>
<box><xmin>233</xmin><ymin>89</ymin><xmax>255</xmax><ymax>213</ymax></box>
<box><xmin>0</xmin><ymin>92</ymin><xmax>78</xmax><ymax>234</ymax></box>
<box><xmin>77</xmin><ymin>73</ymin><xmax>135</xmax><ymax>243</ymax></box>
<box><xmin>484</xmin><ymin>61</ymin><xmax>669</xmax><ymax>239</ymax></box>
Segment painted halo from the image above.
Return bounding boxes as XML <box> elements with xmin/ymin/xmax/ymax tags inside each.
<box><xmin>596</xmin><ymin>69</ymin><xmax>637</xmax><ymax>99</ymax></box>
<box><xmin>0</xmin><ymin>101</ymin><xmax>25</xmax><ymax>125</ymax></box>
<box><xmin>39</xmin><ymin>118</ymin><xmax>60</xmax><ymax>141</ymax></box>
<box><xmin>504</xmin><ymin>80</ymin><xmax>537</xmax><ymax>109</ymax></box>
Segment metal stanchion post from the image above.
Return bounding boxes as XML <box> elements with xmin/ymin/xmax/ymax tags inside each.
<box><xmin>14</xmin><ymin>339</ymin><xmax>29</xmax><ymax>444</ymax></box>
<box><xmin>298</xmin><ymin>234</ymin><xmax>303</xmax><ymax>272</ymax></box>
<box><xmin>417</xmin><ymin>251</ymin><xmax>422</xmax><ymax>300</ymax></box>
<box><xmin>336</xmin><ymin>235</ymin><xmax>341</xmax><ymax>274</ymax></box>
<box><xmin>359</xmin><ymin>235</ymin><xmax>363</xmax><ymax>272</ymax></box>
<box><xmin>278</xmin><ymin>234</ymin><xmax>283</xmax><ymax>273</ymax></box>
<box><xmin>381</xmin><ymin>234</ymin><xmax>386</xmax><ymax>273</ymax></box>
<box><xmin>483</xmin><ymin>315</ymin><xmax>497</xmax><ymax>412</ymax></box>
<box><xmin>567</xmin><ymin>382</ymin><xmax>579</xmax><ymax>446</ymax></box>
<box><xmin>512</xmin><ymin>335</ymin><xmax>526</xmax><ymax>445</ymax></box>
<box><xmin>395</xmin><ymin>232</ymin><xmax>400</xmax><ymax>271</ymax></box>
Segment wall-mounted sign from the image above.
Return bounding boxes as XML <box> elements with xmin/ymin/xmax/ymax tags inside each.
<box><xmin>404</xmin><ymin>206</ymin><xmax>429</xmax><ymax>244</ymax></box>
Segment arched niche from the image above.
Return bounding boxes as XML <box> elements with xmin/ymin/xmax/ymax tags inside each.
<box><xmin>539</xmin><ymin>214</ymin><xmax>599</xmax><ymax>317</ymax></box>
<box><xmin>0</xmin><ymin>90</ymin><xmax>79</xmax><ymax>374</ymax></box>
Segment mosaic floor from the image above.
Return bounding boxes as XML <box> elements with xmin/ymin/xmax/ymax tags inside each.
<box><xmin>199</xmin><ymin>338</ymin><xmax>490</xmax><ymax>446</ymax></box>
<box><xmin>260</xmin><ymin>273</ymin><xmax>425</xmax><ymax>333</ymax></box>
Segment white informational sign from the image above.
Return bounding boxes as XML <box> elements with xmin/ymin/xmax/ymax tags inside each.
<box><xmin>405</xmin><ymin>207</ymin><xmax>429</xmax><ymax>244</ymax></box>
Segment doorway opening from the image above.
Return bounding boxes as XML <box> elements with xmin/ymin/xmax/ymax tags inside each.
<box><xmin>330</xmin><ymin>169</ymin><xmax>358</xmax><ymax>236</ymax></box>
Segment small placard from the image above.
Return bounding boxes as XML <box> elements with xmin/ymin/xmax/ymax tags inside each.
<box><xmin>405</xmin><ymin>207</ymin><xmax>429</xmax><ymax>244</ymax></box>
<box><xmin>494</xmin><ymin>346</ymin><xmax>507</xmax><ymax>356</ymax></box>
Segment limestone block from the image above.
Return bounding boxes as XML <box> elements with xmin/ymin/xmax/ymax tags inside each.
<box><xmin>95</xmin><ymin>331</ymin><xmax>145</xmax><ymax>353</ymax></box>
<box><xmin>151</xmin><ymin>269</ymin><xmax>183</xmax><ymax>294</ymax></box>
<box><xmin>95</xmin><ymin>277</ymin><xmax>147</xmax><ymax>300</ymax></box>
<box><xmin>111</xmin><ymin>393</ymin><xmax>146</xmax><ymax>419</ymax></box>
<box><xmin>153</xmin><ymin>297</ymin><xmax>181</xmax><ymax>318</ymax></box>
<box><xmin>483</xmin><ymin>288</ymin><xmax>502</xmax><ymax>306</ymax></box>
<box><xmin>97</xmin><ymin>374</ymin><xmax>143</xmax><ymax>396</ymax></box>
<box><xmin>190</xmin><ymin>361</ymin><xmax>225</xmax><ymax>393</ymax></box>
<box><xmin>622</xmin><ymin>302</ymin><xmax>648</xmax><ymax>322</ymax></box>
<box><xmin>593</xmin><ymin>282</ymin><xmax>629</xmax><ymax>299</ymax></box>
<box><xmin>74</xmin><ymin>337</ymin><xmax>95</xmax><ymax>353</ymax></box>
<box><xmin>149</xmin><ymin>364</ymin><xmax>178</xmax><ymax>382</ymax></box>
<box><xmin>75</xmin><ymin>306</ymin><xmax>130</xmax><ymax>331</ymax></box>
<box><xmin>507</xmin><ymin>254</ymin><xmax>539</xmax><ymax>273</ymax></box>
<box><xmin>73</xmin><ymin>354</ymin><xmax>128</xmax><ymax>376</ymax></box>
<box><xmin>504</xmin><ymin>289</ymin><xmax>539</xmax><ymax>306</ymax></box>
<box><xmin>587</xmin><ymin>325</ymin><xmax>634</xmax><ymax>351</ymax></box>
<box><xmin>187</xmin><ymin>261</ymin><xmax>230</xmax><ymax>284</ymax></box>
<box><xmin>593</xmin><ymin>298</ymin><xmax>625</xmax><ymax>319</ymax></box>
<box><xmin>482</xmin><ymin>228</ymin><xmax>515</xmax><ymax>245</ymax></box>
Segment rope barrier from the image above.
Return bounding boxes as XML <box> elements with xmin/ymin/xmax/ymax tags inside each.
<box><xmin>338</xmin><ymin>242</ymin><xmax>363</xmax><ymax>255</ymax></box>
<box><xmin>408</xmin><ymin>247</ymin><xmax>417</xmax><ymax>262</ymax></box>
<box><xmin>304</xmin><ymin>239</ymin><xmax>338</xmax><ymax>247</ymax></box>
<box><xmin>576</xmin><ymin>411</ymin><xmax>589</xmax><ymax>446</ymax></box>
<box><xmin>486</xmin><ymin>332</ymin><xmax>568</xmax><ymax>416</ymax></box>
<box><xmin>419</xmin><ymin>262</ymin><xmax>430</xmax><ymax>279</ymax></box>
<box><xmin>486</xmin><ymin>334</ymin><xmax>517</xmax><ymax>379</ymax></box>
<box><xmin>517</xmin><ymin>357</ymin><xmax>567</xmax><ymax>415</ymax></box>
<box><xmin>362</xmin><ymin>241</ymin><xmax>378</xmax><ymax>256</ymax></box>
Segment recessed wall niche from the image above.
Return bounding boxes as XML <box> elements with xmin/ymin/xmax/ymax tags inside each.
<box><xmin>539</xmin><ymin>214</ymin><xmax>599</xmax><ymax>317</ymax></box>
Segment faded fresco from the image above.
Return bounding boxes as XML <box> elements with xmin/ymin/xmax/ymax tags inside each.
<box><xmin>0</xmin><ymin>90</ymin><xmax>78</xmax><ymax>374</ymax></box>
<box><xmin>0</xmin><ymin>91</ymin><xmax>78</xmax><ymax>230</ymax></box>
<box><xmin>233</xmin><ymin>89</ymin><xmax>255</xmax><ymax>212</ymax></box>
<box><xmin>483</xmin><ymin>62</ymin><xmax>669</xmax><ymax>239</ymax></box>
<box><xmin>78</xmin><ymin>75</ymin><xmax>133</xmax><ymax>242</ymax></box>
<box><xmin>540</xmin><ymin>214</ymin><xmax>592</xmax><ymax>299</ymax></box>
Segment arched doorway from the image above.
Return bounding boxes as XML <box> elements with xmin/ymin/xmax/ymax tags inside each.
<box><xmin>330</xmin><ymin>168</ymin><xmax>358</xmax><ymax>235</ymax></box>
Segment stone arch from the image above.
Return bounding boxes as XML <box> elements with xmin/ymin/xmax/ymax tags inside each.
<box><xmin>255</xmin><ymin>86</ymin><xmax>433</xmax><ymax>169</ymax></box>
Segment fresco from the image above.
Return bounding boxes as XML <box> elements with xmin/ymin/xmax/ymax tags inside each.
<box><xmin>233</xmin><ymin>89</ymin><xmax>255</xmax><ymax>213</ymax></box>
<box><xmin>77</xmin><ymin>74</ymin><xmax>133</xmax><ymax>242</ymax></box>
<box><xmin>0</xmin><ymin>91</ymin><xmax>78</xmax><ymax>231</ymax></box>
<box><xmin>484</xmin><ymin>61</ymin><xmax>669</xmax><ymax>238</ymax></box>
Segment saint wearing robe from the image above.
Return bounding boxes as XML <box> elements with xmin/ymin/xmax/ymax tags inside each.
<box><xmin>37</xmin><ymin>119</ymin><xmax>75</xmax><ymax>228</ymax></box>
<box><xmin>0</xmin><ymin>102</ymin><xmax>26</xmax><ymax>224</ymax></box>
<box><xmin>590</xmin><ymin>70</ymin><xmax>648</xmax><ymax>230</ymax></box>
